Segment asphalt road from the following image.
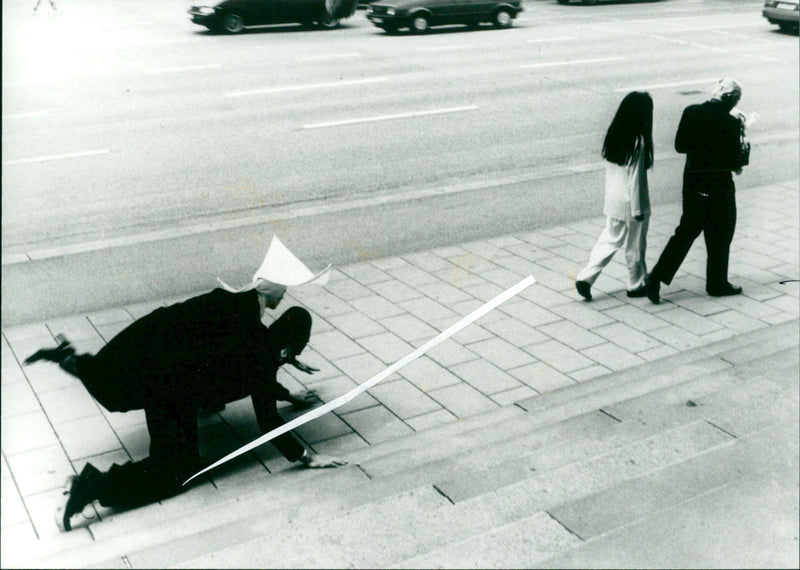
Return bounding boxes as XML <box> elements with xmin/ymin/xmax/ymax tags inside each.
<box><xmin>2</xmin><ymin>0</ymin><xmax>798</xmax><ymax>325</ymax></box>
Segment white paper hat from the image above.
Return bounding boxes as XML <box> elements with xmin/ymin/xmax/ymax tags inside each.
<box><xmin>217</xmin><ymin>235</ymin><xmax>331</xmax><ymax>293</ymax></box>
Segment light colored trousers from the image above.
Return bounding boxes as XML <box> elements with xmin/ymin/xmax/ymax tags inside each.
<box><xmin>577</xmin><ymin>215</ymin><xmax>649</xmax><ymax>290</ymax></box>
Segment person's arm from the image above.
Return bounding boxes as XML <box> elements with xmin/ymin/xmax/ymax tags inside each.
<box><xmin>721</xmin><ymin>114</ymin><xmax>744</xmax><ymax>172</ymax></box>
<box><xmin>251</xmin><ymin>382</ymin><xmax>305</xmax><ymax>462</ymax></box>
<box><xmin>674</xmin><ymin>107</ymin><xmax>694</xmax><ymax>154</ymax></box>
<box><xmin>251</xmin><ymin>381</ymin><xmax>348</xmax><ymax>468</ymax></box>
<box><xmin>629</xmin><ymin>142</ymin><xmax>644</xmax><ymax>220</ymax></box>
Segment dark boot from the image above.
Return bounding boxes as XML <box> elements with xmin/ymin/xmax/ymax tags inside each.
<box><xmin>24</xmin><ymin>335</ymin><xmax>74</xmax><ymax>365</ymax></box>
<box><xmin>575</xmin><ymin>280</ymin><xmax>592</xmax><ymax>301</ymax></box>
<box><xmin>56</xmin><ymin>463</ymin><xmax>100</xmax><ymax>532</ymax></box>
<box><xmin>645</xmin><ymin>274</ymin><xmax>661</xmax><ymax>304</ymax></box>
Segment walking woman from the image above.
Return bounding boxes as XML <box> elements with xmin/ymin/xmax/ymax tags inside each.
<box><xmin>575</xmin><ymin>91</ymin><xmax>654</xmax><ymax>301</ymax></box>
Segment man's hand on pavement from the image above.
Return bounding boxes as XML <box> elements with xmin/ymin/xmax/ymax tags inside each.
<box><xmin>304</xmin><ymin>454</ymin><xmax>348</xmax><ymax>468</ymax></box>
<box><xmin>289</xmin><ymin>389</ymin><xmax>319</xmax><ymax>410</ymax></box>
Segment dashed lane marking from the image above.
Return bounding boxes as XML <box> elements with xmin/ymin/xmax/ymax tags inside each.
<box><xmin>294</xmin><ymin>52</ymin><xmax>362</xmax><ymax>61</ymax></box>
<box><xmin>2</xmin><ymin>149</ymin><xmax>110</xmax><ymax>166</ymax></box>
<box><xmin>413</xmin><ymin>44</ymin><xmax>475</xmax><ymax>52</ymax></box>
<box><xmin>613</xmin><ymin>78</ymin><xmax>720</xmax><ymax>93</ymax></box>
<box><xmin>519</xmin><ymin>56</ymin><xmax>625</xmax><ymax>69</ymax></box>
<box><xmin>144</xmin><ymin>63</ymin><xmax>222</xmax><ymax>74</ymax></box>
<box><xmin>225</xmin><ymin>76</ymin><xmax>388</xmax><ymax>97</ymax></box>
<box><xmin>526</xmin><ymin>36</ymin><xmax>575</xmax><ymax>43</ymax></box>
<box><xmin>302</xmin><ymin>105</ymin><xmax>478</xmax><ymax>129</ymax></box>
<box><xmin>3</xmin><ymin>111</ymin><xmax>49</xmax><ymax>120</ymax></box>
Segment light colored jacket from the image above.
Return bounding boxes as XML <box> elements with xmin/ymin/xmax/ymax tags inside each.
<box><xmin>603</xmin><ymin>138</ymin><xmax>650</xmax><ymax>220</ymax></box>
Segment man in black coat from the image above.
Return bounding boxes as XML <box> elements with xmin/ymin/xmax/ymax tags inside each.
<box><xmin>646</xmin><ymin>78</ymin><xmax>746</xmax><ymax>303</ymax></box>
<box><xmin>25</xmin><ymin>285</ymin><xmax>346</xmax><ymax>532</ymax></box>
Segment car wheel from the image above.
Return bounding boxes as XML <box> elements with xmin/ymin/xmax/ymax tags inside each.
<box><xmin>383</xmin><ymin>23</ymin><xmax>399</xmax><ymax>33</ymax></box>
<box><xmin>557</xmin><ymin>0</ymin><xmax>569</xmax><ymax>4</ymax></box>
<box><xmin>317</xmin><ymin>10</ymin><xmax>340</xmax><ymax>28</ymax></box>
<box><xmin>492</xmin><ymin>8</ymin><xmax>513</xmax><ymax>28</ymax></box>
<box><xmin>778</xmin><ymin>23</ymin><xmax>798</xmax><ymax>33</ymax></box>
<box><xmin>410</xmin><ymin>13</ymin><xmax>430</xmax><ymax>32</ymax></box>
<box><xmin>222</xmin><ymin>13</ymin><xmax>245</xmax><ymax>33</ymax></box>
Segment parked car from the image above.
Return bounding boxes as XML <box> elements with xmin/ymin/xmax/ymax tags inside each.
<box><xmin>763</xmin><ymin>0</ymin><xmax>799</xmax><ymax>32</ymax></box>
<box><xmin>556</xmin><ymin>0</ymin><xmax>655</xmax><ymax>4</ymax></box>
<box><xmin>366</xmin><ymin>0</ymin><xmax>521</xmax><ymax>32</ymax></box>
<box><xmin>189</xmin><ymin>0</ymin><xmax>358</xmax><ymax>33</ymax></box>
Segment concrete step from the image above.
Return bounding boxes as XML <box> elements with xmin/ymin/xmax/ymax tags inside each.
<box><xmin>174</xmin><ymin>485</ymin><xmax>458</xmax><ymax>568</ymax></box>
<box><xmin>601</xmin><ymin>349</ymin><xmax>798</xmax><ymax>423</ymax></box>
<box><xmin>531</xmin><ymin>424</ymin><xmax>800</xmax><ymax>569</ymax></box>
<box><xmin>95</xmin><ymin>357</ymin><xmax>778</xmax><ymax>566</ymax></box>
<box><xmin>108</xmin><ymin>369</ymin><xmax>797</xmax><ymax>569</ymax></box>
<box><xmin>399</xmin><ymin>422</ymin><xmax>800</xmax><ymax>569</ymax></box>
<box><xmin>74</xmin><ymin>379</ymin><xmax>758</xmax><ymax>569</ymax></box>
<box><xmin>20</xmin><ymin>466</ymin><xmax>374</xmax><ymax>568</ymax></box>
<box><xmin>395</xmin><ymin>401</ymin><xmax>797</xmax><ymax>568</ymax></box>
<box><xmin>24</xmin><ymin>409</ymin><xmax>610</xmax><ymax>568</ymax></box>
<box><xmin>433</xmin><ymin>362</ymin><xmax>794</xmax><ymax>504</ymax></box>
<box><xmin>173</xmin><ymin>419</ymin><xmax>734</xmax><ymax>568</ymax></box>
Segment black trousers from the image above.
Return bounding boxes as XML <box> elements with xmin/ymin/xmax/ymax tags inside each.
<box><xmin>63</xmin><ymin>356</ymin><xmax>199</xmax><ymax>510</ymax></box>
<box><xmin>651</xmin><ymin>172</ymin><xmax>737</xmax><ymax>292</ymax></box>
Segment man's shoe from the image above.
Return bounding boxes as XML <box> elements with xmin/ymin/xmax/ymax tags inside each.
<box><xmin>575</xmin><ymin>280</ymin><xmax>592</xmax><ymax>301</ymax></box>
<box><xmin>24</xmin><ymin>336</ymin><xmax>74</xmax><ymax>365</ymax></box>
<box><xmin>627</xmin><ymin>285</ymin><xmax>647</xmax><ymax>298</ymax></box>
<box><xmin>708</xmin><ymin>284</ymin><xmax>743</xmax><ymax>297</ymax></box>
<box><xmin>645</xmin><ymin>274</ymin><xmax>660</xmax><ymax>304</ymax></box>
<box><xmin>56</xmin><ymin>464</ymin><xmax>99</xmax><ymax>532</ymax></box>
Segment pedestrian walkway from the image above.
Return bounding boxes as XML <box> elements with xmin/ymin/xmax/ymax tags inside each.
<box><xmin>1</xmin><ymin>179</ymin><xmax>798</xmax><ymax>567</ymax></box>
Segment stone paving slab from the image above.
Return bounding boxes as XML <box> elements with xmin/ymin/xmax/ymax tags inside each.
<box><xmin>1</xmin><ymin>180</ymin><xmax>798</xmax><ymax>547</ymax></box>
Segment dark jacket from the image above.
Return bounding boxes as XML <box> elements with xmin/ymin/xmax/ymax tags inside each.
<box><xmin>84</xmin><ymin>288</ymin><xmax>304</xmax><ymax>461</ymax></box>
<box><xmin>675</xmin><ymin>99</ymin><xmax>742</xmax><ymax>175</ymax></box>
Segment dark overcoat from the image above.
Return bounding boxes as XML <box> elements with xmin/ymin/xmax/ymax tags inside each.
<box><xmin>79</xmin><ymin>288</ymin><xmax>304</xmax><ymax>461</ymax></box>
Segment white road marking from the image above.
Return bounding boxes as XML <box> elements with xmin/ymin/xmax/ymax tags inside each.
<box><xmin>3</xmin><ymin>111</ymin><xmax>49</xmax><ymax>119</ymax></box>
<box><xmin>613</xmin><ymin>78</ymin><xmax>720</xmax><ymax>93</ymax></box>
<box><xmin>747</xmin><ymin>53</ymin><xmax>782</xmax><ymax>62</ymax></box>
<box><xmin>687</xmin><ymin>42</ymin><xmax>729</xmax><ymax>53</ymax></box>
<box><xmin>294</xmin><ymin>52</ymin><xmax>362</xmax><ymax>61</ymax></box>
<box><xmin>414</xmin><ymin>44</ymin><xmax>475</xmax><ymax>52</ymax></box>
<box><xmin>144</xmin><ymin>63</ymin><xmax>222</xmax><ymax>74</ymax></box>
<box><xmin>526</xmin><ymin>36</ymin><xmax>575</xmax><ymax>43</ymax></box>
<box><xmin>648</xmin><ymin>34</ymin><xmax>690</xmax><ymax>45</ymax></box>
<box><xmin>302</xmin><ymin>105</ymin><xmax>478</xmax><ymax>129</ymax></box>
<box><xmin>225</xmin><ymin>76</ymin><xmax>389</xmax><ymax>97</ymax></box>
<box><xmin>2</xmin><ymin>149</ymin><xmax>111</xmax><ymax>166</ymax></box>
<box><xmin>519</xmin><ymin>56</ymin><xmax>625</xmax><ymax>69</ymax></box>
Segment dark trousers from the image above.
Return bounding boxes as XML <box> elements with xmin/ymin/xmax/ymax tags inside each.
<box><xmin>651</xmin><ymin>172</ymin><xmax>737</xmax><ymax>292</ymax></box>
<box><xmin>62</xmin><ymin>356</ymin><xmax>199</xmax><ymax>510</ymax></box>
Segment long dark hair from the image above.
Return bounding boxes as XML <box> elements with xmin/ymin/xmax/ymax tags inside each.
<box><xmin>602</xmin><ymin>91</ymin><xmax>654</xmax><ymax>169</ymax></box>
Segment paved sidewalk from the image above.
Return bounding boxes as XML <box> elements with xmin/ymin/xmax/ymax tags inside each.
<box><xmin>2</xmin><ymin>179</ymin><xmax>798</xmax><ymax>545</ymax></box>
